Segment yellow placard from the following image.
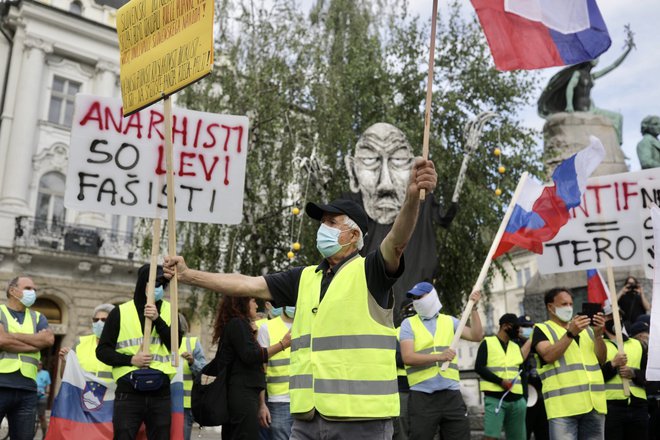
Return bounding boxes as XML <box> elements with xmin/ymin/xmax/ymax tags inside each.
<box><xmin>117</xmin><ymin>0</ymin><xmax>214</xmax><ymax>115</ymax></box>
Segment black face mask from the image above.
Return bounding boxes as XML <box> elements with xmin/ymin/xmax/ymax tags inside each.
<box><xmin>505</xmin><ymin>325</ymin><xmax>519</xmax><ymax>339</ymax></box>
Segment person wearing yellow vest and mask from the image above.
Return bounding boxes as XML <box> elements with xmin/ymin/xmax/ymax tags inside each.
<box><xmin>96</xmin><ymin>264</ymin><xmax>181</xmax><ymax>440</ymax></box>
<box><xmin>531</xmin><ymin>288</ymin><xmax>607</xmax><ymax>440</ymax></box>
<box><xmin>600</xmin><ymin>315</ymin><xmax>648</xmax><ymax>439</ymax></box>
<box><xmin>0</xmin><ymin>276</ymin><xmax>54</xmax><ymax>440</ymax></box>
<box><xmin>475</xmin><ymin>313</ymin><xmax>530</xmax><ymax>440</ymax></box>
<box><xmin>256</xmin><ymin>306</ymin><xmax>294</xmax><ymax>440</ymax></box>
<box><xmin>164</xmin><ymin>158</ymin><xmax>438</xmax><ymax>439</ymax></box>
<box><xmin>178</xmin><ymin>314</ymin><xmax>206</xmax><ymax>440</ymax></box>
<box><xmin>400</xmin><ymin>281</ymin><xmax>483</xmax><ymax>440</ymax></box>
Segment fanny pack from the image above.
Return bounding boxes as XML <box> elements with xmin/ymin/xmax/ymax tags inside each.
<box><xmin>129</xmin><ymin>369</ymin><xmax>165</xmax><ymax>391</ymax></box>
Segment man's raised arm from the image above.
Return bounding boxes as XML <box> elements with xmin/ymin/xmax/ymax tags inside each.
<box><xmin>163</xmin><ymin>256</ymin><xmax>272</xmax><ymax>300</ymax></box>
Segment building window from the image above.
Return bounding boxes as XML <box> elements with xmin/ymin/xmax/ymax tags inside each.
<box><xmin>35</xmin><ymin>172</ymin><xmax>66</xmax><ymax>230</ymax></box>
<box><xmin>516</xmin><ymin>269</ymin><xmax>523</xmax><ymax>288</ymax></box>
<box><xmin>48</xmin><ymin>76</ymin><xmax>81</xmax><ymax>127</ymax></box>
<box><xmin>69</xmin><ymin>0</ymin><xmax>82</xmax><ymax>14</ymax></box>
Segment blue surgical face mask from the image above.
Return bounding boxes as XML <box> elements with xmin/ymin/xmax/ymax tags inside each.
<box><xmin>92</xmin><ymin>321</ymin><xmax>105</xmax><ymax>338</ymax></box>
<box><xmin>154</xmin><ymin>285</ymin><xmax>164</xmax><ymax>302</ymax></box>
<box><xmin>284</xmin><ymin>306</ymin><xmax>296</xmax><ymax>318</ymax></box>
<box><xmin>521</xmin><ymin>327</ymin><xmax>533</xmax><ymax>339</ymax></box>
<box><xmin>316</xmin><ymin>224</ymin><xmax>351</xmax><ymax>258</ymax></box>
<box><xmin>15</xmin><ymin>289</ymin><xmax>36</xmax><ymax>308</ymax></box>
<box><xmin>271</xmin><ymin>307</ymin><xmax>283</xmax><ymax>317</ymax></box>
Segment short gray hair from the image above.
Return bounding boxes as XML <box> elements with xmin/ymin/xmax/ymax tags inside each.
<box><xmin>92</xmin><ymin>303</ymin><xmax>115</xmax><ymax>318</ymax></box>
<box><xmin>343</xmin><ymin>217</ymin><xmax>364</xmax><ymax>251</ymax></box>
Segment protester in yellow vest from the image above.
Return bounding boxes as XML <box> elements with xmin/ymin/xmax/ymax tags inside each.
<box><xmin>393</xmin><ymin>299</ymin><xmax>416</xmax><ymax>440</ymax></box>
<box><xmin>164</xmin><ymin>158</ymin><xmax>438</xmax><ymax>439</ymax></box>
<box><xmin>0</xmin><ymin>275</ymin><xmax>54</xmax><ymax>440</ymax></box>
<box><xmin>400</xmin><ymin>281</ymin><xmax>483</xmax><ymax>440</ymax></box>
<box><xmin>178</xmin><ymin>314</ymin><xmax>206</xmax><ymax>440</ymax></box>
<box><xmin>531</xmin><ymin>287</ymin><xmax>607</xmax><ymax>440</ymax></box>
<box><xmin>96</xmin><ymin>264</ymin><xmax>181</xmax><ymax>440</ymax></box>
<box><xmin>59</xmin><ymin>303</ymin><xmax>115</xmax><ymax>381</ymax></box>
<box><xmin>257</xmin><ymin>306</ymin><xmax>294</xmax><ymax>440</ymax></box>
<box><xmin>601</xmin><ymin>315</ymin><xmax>648</xmax><ymax>440</ymax></box>
<box><xmin>475</xmin><ymin>313</ymin><xmax>530</xmax><ymax>440</ymax></box>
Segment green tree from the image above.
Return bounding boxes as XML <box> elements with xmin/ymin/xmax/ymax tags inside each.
<box><xmin>176</xmin><ymin>0</ymin><xmax>541</xmax><ymax>316</ymax></box>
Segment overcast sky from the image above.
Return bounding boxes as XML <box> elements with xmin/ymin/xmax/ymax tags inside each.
<box><xmin>407</xmin><ymin>0</ymin><xmax>658</xmax><ymax>170</ymax></box>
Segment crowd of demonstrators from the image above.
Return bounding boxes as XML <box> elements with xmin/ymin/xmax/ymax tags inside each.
<box><xmin>257</xmin><ymin>306</ymin><xmax>294</xmax><ymax>440</ymax></box>
<box><xmin>96</xmin><ymin>264</ymin><xmax>181</xmax><ymax>440</ymax></box>
<box><xmin>164</xmin><ymin>157</ymin><xmax>438</xmax><ymax>439</ymax></box>
<box><xmin>399</xmin><ymin>282</ymin><xmax>483</xmax><ymax>440</ymax></box>
<box><xmin>0</xmin><ymin>276</ymin><xmax>54</xmax><ymax>440</ymax></box>
<box><xmin>179</xmin><ymin>313</ymin><xmax>207</xmax><ymax>440</ymax></box>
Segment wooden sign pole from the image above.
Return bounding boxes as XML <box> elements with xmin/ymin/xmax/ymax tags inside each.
<box><xmin>605</xmin><ymin>264</ymin><xmax>630</xmax><ymax>396</ymax></box>
<box><xmin>142</xmin><ymin>218</ymin><xmax>161</xmax><ymax>352</ymax></box>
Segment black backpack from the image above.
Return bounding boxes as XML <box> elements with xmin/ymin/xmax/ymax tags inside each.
<box><xmin>191</xmin><ymin>347</ymin><xmax>229</xmax><ymax>426</ymax></box>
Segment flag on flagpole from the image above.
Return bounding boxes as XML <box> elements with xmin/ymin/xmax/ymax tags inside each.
<box><xmin>46</xmin><ymin>351</ymin><xmax>185</xmax><ymax>439</ymax></box>
<box><xmin>646</xmin><ymin>206</ymin><xmax>660</xmax><ymax>381</ymax></box>
<box><xmin>586</xmin><ymin>269</ymin><xmax>612</xmax><ymax>313</ymax></box>
<box><xmin>471</xmin><ymin>0</ymin><xmax>611</xmax><ymax>71</ymax></box>
<box><xmin>494</xmin><ymin>136</ymin><xmax>605</xmax><ymax>259</ymax></box>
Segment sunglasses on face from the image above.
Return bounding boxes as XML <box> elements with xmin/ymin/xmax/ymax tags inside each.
<box><xmin>92</xmin><ymin>317</ymin><xmax>107</xmax><ymax>323</ymax></box>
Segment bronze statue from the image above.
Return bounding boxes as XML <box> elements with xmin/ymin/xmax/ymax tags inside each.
<box><xmin>637</xmin><ymin>116</ymin><xmax>660</xmax><ymax>169</ymax></box>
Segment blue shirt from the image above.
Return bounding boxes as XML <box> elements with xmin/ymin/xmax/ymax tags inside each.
<box><xmin>399</xmin><ymin>314</ymin><xmax>460</xmax><ymax>393</ymax></box>
<box><xmin>36</xmin><ymin>370</ymin><xmax>51</xmax><ymax>399</ymax></box>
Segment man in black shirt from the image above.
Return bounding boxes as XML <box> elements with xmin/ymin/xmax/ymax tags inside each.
<box><xmin>165</xmin><ymin>158</ymin><xmax>437</xmax><ymax>439</ymax></box>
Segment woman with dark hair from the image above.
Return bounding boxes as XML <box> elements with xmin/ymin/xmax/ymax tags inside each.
<box><xmin>213</xmin><ymin>296</ymin><xmax>290</xmax><ymax>440</ymax></box>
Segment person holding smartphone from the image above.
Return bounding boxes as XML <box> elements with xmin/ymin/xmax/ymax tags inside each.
<box><xmin>617</xmin><ymin>276</ymin><xmax>651</xmax><ymax>330</ymax></box>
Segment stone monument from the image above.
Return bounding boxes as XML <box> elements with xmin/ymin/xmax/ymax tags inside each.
<box><xmin>637</xmin><ymin>115</ymin><xmax>660</xmax><ymax>169</ymax></box>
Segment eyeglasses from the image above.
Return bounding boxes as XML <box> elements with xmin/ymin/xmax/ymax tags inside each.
<box><xmin>92</xmin><ymin>317</ymin><xmax>107</xmax><ymax>323</ymax></box>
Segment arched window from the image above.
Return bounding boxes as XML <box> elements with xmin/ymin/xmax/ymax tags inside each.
<box><xmin>33</xmin><ymin>298</ymin><xmax>63</xmax><ymax>324</ymax></box>
<box><xmin>35</xmin><ymin>172</ymin><xmax>66</xmax><ymax>230</ymax></box>
<box><xmin>69</xmin><ymin>1</ymin><xmax>82</xmax><ymax>14</ymax></box>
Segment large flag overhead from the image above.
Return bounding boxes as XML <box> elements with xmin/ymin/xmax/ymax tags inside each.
<box><xmin>647</xmin><ymin>206</ymin><xmax>660</xmax><ymax>381</ymax></box>
<box><xmin>46</xmin><ymin>351</ymin><xmax>184</xmax><ymax>439</ymax></box>
<box><xmin>494</xmin><ymin>136</ymin><xmax>605</xmax><ymax>258</ymax></box>
<box><xmin>471</xmin><ymin>0</ymin><xmax>611</xmax><ymax>70</ymax></box>
<box><xmin>586</xmin><ymin>269</ymin><xmax>612</xmax><ymax>314</ymax></box>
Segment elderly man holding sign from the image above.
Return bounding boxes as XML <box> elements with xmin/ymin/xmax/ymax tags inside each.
<box><xmin>165</xmin><ymin>157</ymin><xmax>437</xmax><ymax>439</ymax></box>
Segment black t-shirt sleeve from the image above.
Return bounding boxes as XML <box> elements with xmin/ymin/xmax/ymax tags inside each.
<box><xmin>475</xmin><ymin>340</ymin><xmax>504</xmax><ymax>385</ymax></box>
<box><xmin>364</xmin><ymin>248</ymin><xmax>404</xmax><ymax>309</ymax></box>
<box><xmin>96</xmin><ymin>307</ymin><xmax>133</xmax><ymax>367</ymax></box>
<box><xmin>263</xmin><ymin>267</ymin><xmax>305</xmax><ymax>308</ymax></box>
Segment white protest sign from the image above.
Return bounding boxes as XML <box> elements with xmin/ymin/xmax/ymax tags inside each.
<box><xmin>64</xmin><ymin>94</ymin><xmax>248</xmax><ymax>224</ymax></box>
<box><xmin>537</xmin><ymin>168</ymin><xmax>660</xmax><ymax>275</ymax></box>
<box><xmin>646</xmin><ymin>206</ymin><xmax>660</xmax><ymax>381</ymax></box>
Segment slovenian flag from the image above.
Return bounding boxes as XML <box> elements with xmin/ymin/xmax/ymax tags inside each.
<box><xmin>586</xmin><ymin>269</ymin><xmax>612</xmax><ymax>313</ymax></box>
<box><xmin>46</xmin><ymin>351</ymin><xmax>184</xmax><ymax>439</ymax></box>
<box><xmin>494</xmin><ymin>136</ymin><xmax>605</xmax><ymax>258</ymax></box>
<box><xmin>471</xmin><ymin>0</ymin><xmax>611</xmax><ymax>71</ymax></box>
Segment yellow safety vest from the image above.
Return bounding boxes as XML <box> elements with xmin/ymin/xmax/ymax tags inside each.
<box><xmin>255</xmin><ymin>318</ymin><xmax>269</xmax><ymax>330</ymax></box>
<box><xmin>396</xmin><ymin>327</ymin><xmax>406</xmax><ymax>379</ymax></box>
<box><xmin>76</xmin><ymin>334</ymin><xmax>113</xmax><ymax>382</ymax></box>
<box><xmin>112</xmin><ymin>300</ymin><xmax>176</xmax><ymax>382</ymax></box>
<box><xmin>479</xmin><ymin>336</ymin><xmax>523</xmax><ymax>395</ymax></box>
<box><xmin>0</xmin><ymin>305</ymin><xmax>41</xmax><ymax>380</ymax></box>
<box><xmin>180</xmin><ymin>336</ymin><xmax>197</xmax><ymax>408</ymax></box>
<box><xmin>266</xmin><ymin>316</ymin><xmax>291</xmax><ymax>398</ymax></box>
<box><xmin>289</xmin><ymin>256</ymin><xmax>398</xmax><ymax>418</ymax></box>
<box><xmin>536</xmin><ymin>320</ymin><xmax>606</xmax><ymax>419</ymax></box>
<box><xmin>404</xmin><ymin>314</ymin><xmax>459</xmax><ymax>386</ymax></box>
<box><xmin>604</xmin><ymin>338</ymin><xmax>646</xmax><ymax>401</ymax></box>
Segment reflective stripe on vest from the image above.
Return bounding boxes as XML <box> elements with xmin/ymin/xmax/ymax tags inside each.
<box><xmin>479</xmin><ymin>336</ymin><xmax>523</xmax><ymax>394</ymax></box>
<box><xmin>76</xmin><ymin>334</ymin><xmax>113</xmax><ymax>383</ymax></box>
<box><xmin>112</xmin><ymin>300</ymin><xmax>176</xmax><ymax>382</ymax></box>
<box><xmin>0</xmin><ymin>305</ymin><xmax>41</xmax><ymax>380</ymax></box>
<box><xmin>395</xmin><ymin>327</ymin><xmax>406</xmax><ymax>378</ymax></box>
<box><xmin>604</xmin><ymin>338</ymin><xmax>646</xmax><ymax>400</ymax></box>
<box><xmin>289</xmin><ymin>257</ymin><xmax>399</xmax><ymax>418</ymax></box>
<box><xmin>536</xmin><ymin>321</ymin><xmax>606</xmax><ymax>419</ymax></box>
<box><xmin>265</xmin><ymin>316</ymin><xmax>291</xmax><ymax>398</ymax></box>
<box><xmin>181</xmin><ymin>336</ymin><xmax>196</xmax><ymax>408</ymax></box>
<box><xmin>405</xmin><ymin>314</ymin><xmax>460</xmax><ymax>386</ymax></box>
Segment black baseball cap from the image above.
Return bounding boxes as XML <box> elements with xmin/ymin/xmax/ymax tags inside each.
<box><xmin>499</xmin><ymin>313</ymin><xmax>519</xmax><ymax>326</ymax></box>
<box><xmin>305</xmin><ymin>199</ymin><xmax>368</xmax><ymax>235</ymax></box>
<box><xmin>517</xmin><ymin>315</ymin><xmax>534</xmax><ymax>326</ymax></box>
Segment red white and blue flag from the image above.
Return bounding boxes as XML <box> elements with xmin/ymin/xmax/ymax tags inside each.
<box><xmin>46</xmin><ymin>351</ymin><xmax>184</xmax><ymax>440</ymax></box>
<box><xmin>494</xmin><ymin>136</ymin><xmax>605</xmax><ymax>258</ymax></box>
<box><xmin>471</xmin><ymin>0</ymin><xmax>611</xmax><ymax>71</ymax></box>
<box><xmin>586</xmin><ymin>269</ymin><xmax>612</xmax><ymax>313</ymax></box>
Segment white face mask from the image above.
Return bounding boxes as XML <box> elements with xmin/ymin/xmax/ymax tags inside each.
<box><xmin>413</xmin><ymin>290</ymin><xmax>442</xmax><ymax>319</ymax></box>
<box><xmin>553</xmin><ymin>305</ymin><xmax>573</xmax><ymax>323</ymax></box>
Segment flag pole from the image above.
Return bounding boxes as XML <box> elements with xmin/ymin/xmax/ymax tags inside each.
<box><xmin>142</xmin><ymin>218</ymin><xmax>161</xmax><ymax>352</ymax></box>
<box><xmin>605</xmin><ymin>264</ymin><xmax>630</xmax><ymax>396</ymax></box>
<box><xmin>419</xmin><ymin>0</ymin><xmax>439</xmax><ymax>201</ymax></box>
<box><xmin>442</xmin><ymin>172</ymin><xmax>529</xmax><ymax>370</ymax></box>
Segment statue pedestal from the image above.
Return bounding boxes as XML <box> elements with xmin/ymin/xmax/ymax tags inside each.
<box><xmin>543</xmin><ymin>112</ymin><xmax>627</xmax><ymax>177</ymax></box>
